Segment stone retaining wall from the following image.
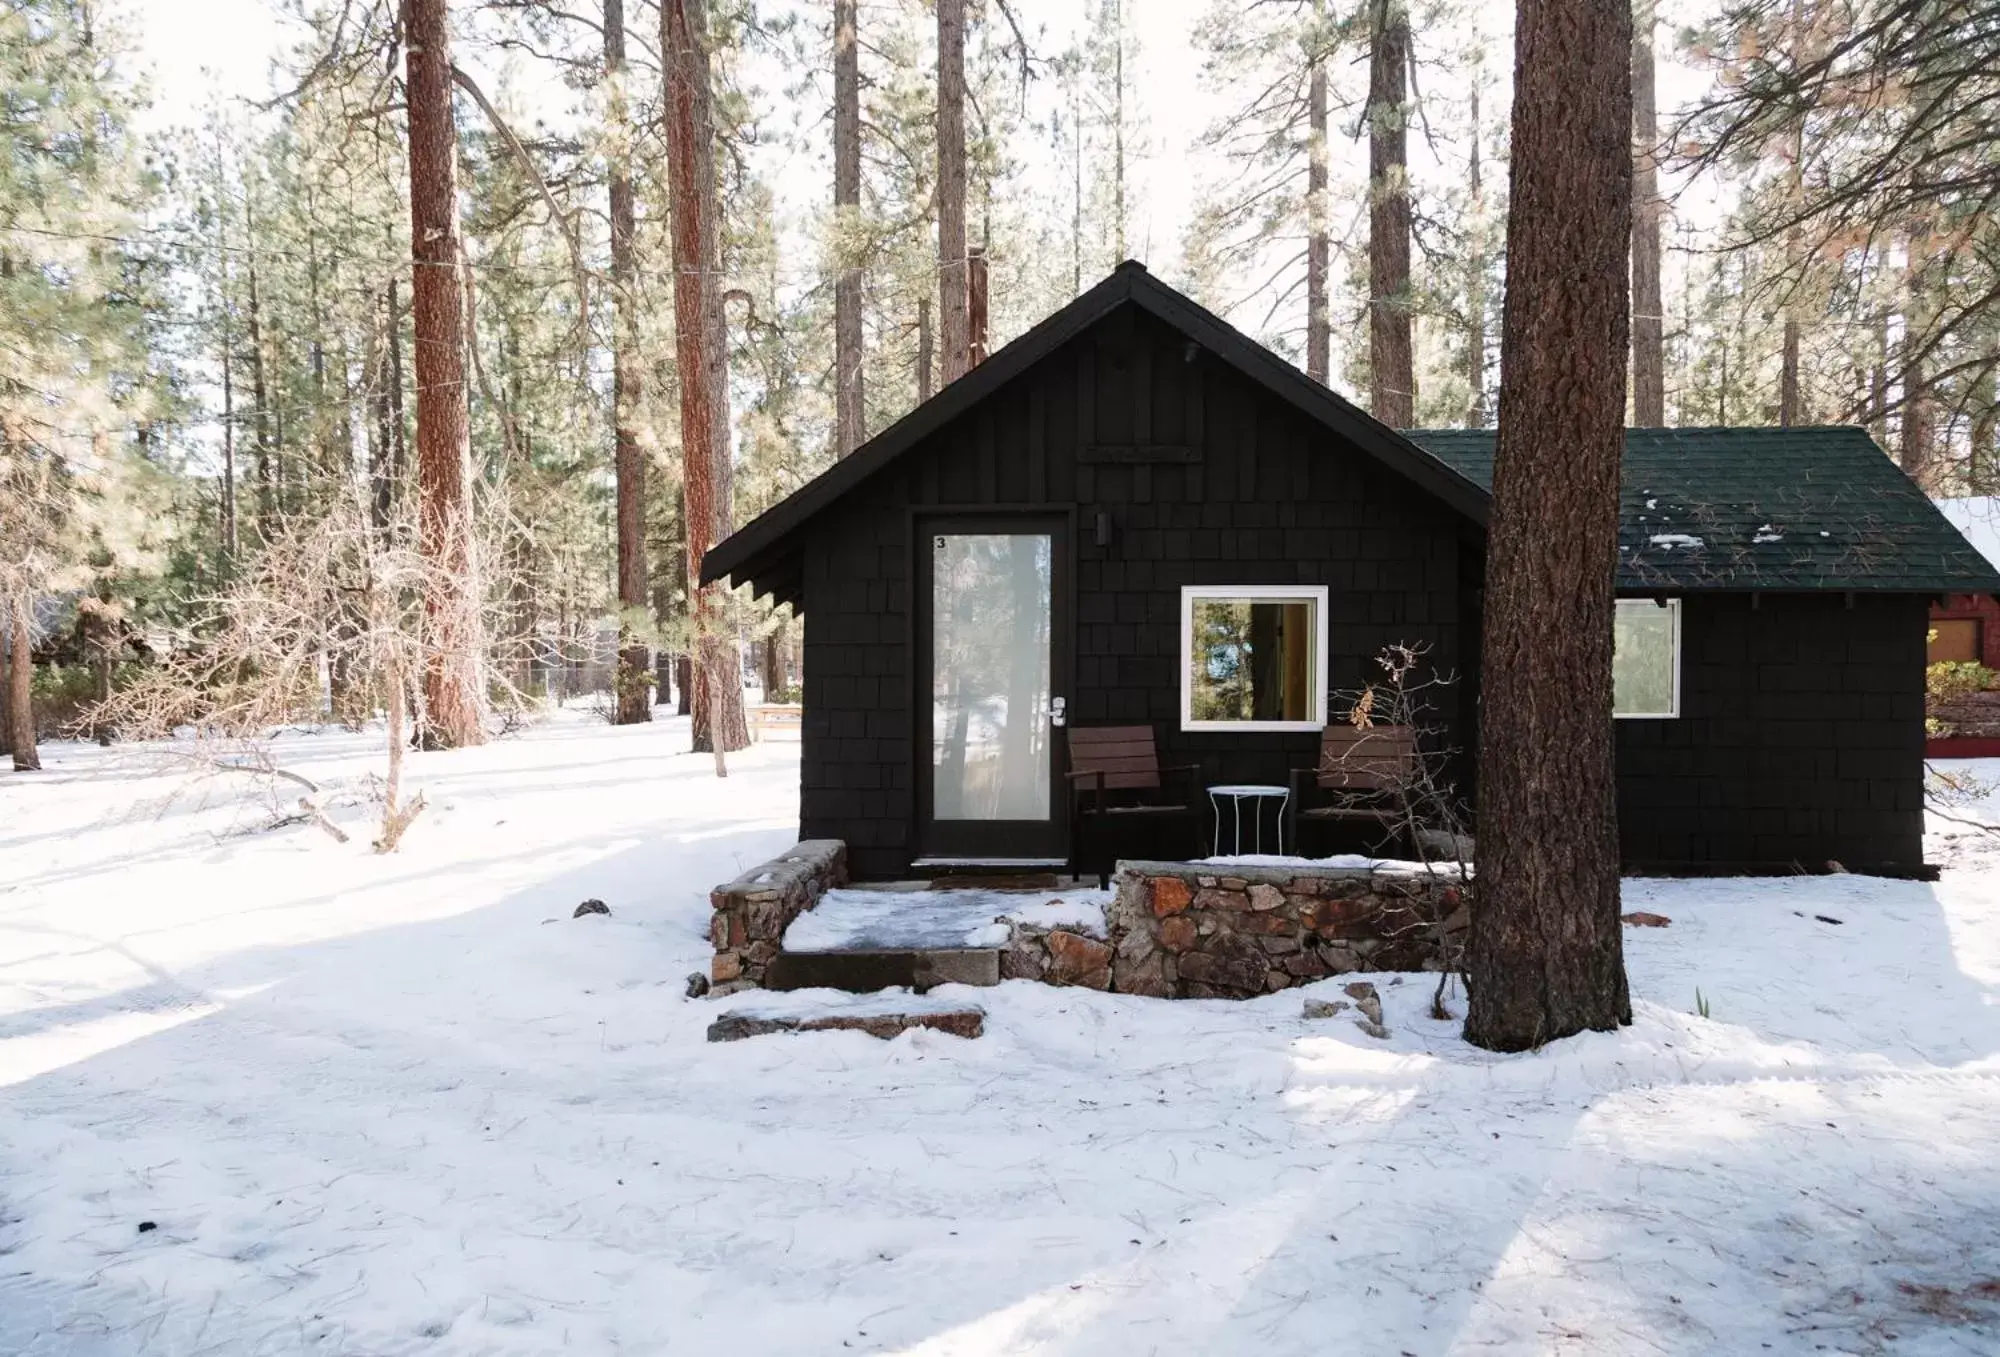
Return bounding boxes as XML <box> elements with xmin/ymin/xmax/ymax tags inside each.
<box><xmin>709</xmin><ymin>844</ymin><xmax>1465</xmax><ymax>1001</ymax></box>
<box><xmin>1100</xmin><ymin>860</ymin><xmax>1466</xmax><ymax>999</ymax></box>
<box><xmin>709</xmin><ymin>840</ymin><xmax>847</xmax><ymax>995</ymax></box>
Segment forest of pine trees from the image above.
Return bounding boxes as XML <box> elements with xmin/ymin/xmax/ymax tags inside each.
<box><xmin>1</xmin><ymin>0</ymin><xmax>1995</xmax><ymax>777</ymax></box>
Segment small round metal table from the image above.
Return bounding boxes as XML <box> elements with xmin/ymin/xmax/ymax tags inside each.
<box><xmin>1207</xmin><ymin>784</ymin><xmax>1290</xmax><ymax>857</ymax></box>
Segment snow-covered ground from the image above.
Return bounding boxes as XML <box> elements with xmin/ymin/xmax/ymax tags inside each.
<box><xmin>3</xmin><ymin>711</ymin><xmax>1999</xmax><ymax>1354</ymax></box>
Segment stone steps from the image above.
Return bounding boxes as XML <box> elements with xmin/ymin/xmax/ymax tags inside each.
<box><xmin>764</xmin><ymin>947</ymin><xmax>1001</xmax><ymax>993</ymax></box>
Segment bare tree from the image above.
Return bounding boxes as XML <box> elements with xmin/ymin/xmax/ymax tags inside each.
<box><xmin>86</xmin><ymin>490</ymin><xmax>528</xmax><ymax>852</ymax></box>
<box><xmin>607</xmin><ymin>0</ymin><xmax>652</xmax><ymax>723</ymax></box>
<box><xmin>1466</xmin><ymin>0</ymin><xmax>1635</xmax><ymax>1052</ymax></box>
<box><xmin>1631</xmin><ymin>0</ymin><xmax>1665</xmax><ymax>425</ymax></box>
<box><xmin>1367</xmin><ymin>0</ymin><xmax>1414</xmax><ymax>426</ymax></box>
<box><xmin>661</xmin><ymin>0</ymin><xmax>747</xmax><ymax>765</ymax></box>
<box><xmin>834</xmin><ymin>0</ymin><xmax>866</xmax><ymax>455</ymax></box>
<box><xmin>937</xmin><ymin>0</ymin><xmax>969</xmax><ymax>384</ymax></box>
<box><xmin>404</xmin><ymin>0</ymin><xmax>486</xmax><ymax>749</ymax></box>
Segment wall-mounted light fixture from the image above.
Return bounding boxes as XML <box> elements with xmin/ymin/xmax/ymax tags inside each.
<box><xmin>1095</xmin><ymin>510</ymin><xmax>1114</xmax><ymax>548</ymax></box>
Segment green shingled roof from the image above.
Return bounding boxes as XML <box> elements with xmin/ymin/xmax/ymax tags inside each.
<box><xmin>1406</xmin><ymin>426</ymin><xmax>2000</xmax><ymax>594</ymax></box>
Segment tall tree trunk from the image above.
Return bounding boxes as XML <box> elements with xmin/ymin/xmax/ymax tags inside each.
<box><xmin>219</xmin><ymin>274</ymin><xmax>238</xmax><ymax>558</ymax></box>
<box><xmin>936</xmin><ymin>0</ymin><xmax>969</xmax><ymax>384</ymax></box>
<box><xmin>388</xmin><ymin>272</ymin><xmax>408</xmax><ymax>490</ymax></box>
<box><xmin>1900</xmin><ymin>225</ymin><xmax>1934</xmax><ymax>487</ymax></box>
<box><xmin>1630</xmin><ymin>0</ymin><xmax>1665</xmax><ymax>425</ymax></box>
<box><xmin>0</xmin><ymin>611</ymin><xmax>10</xmax><ymax>762</ymax></box>
<box><xmin>663</xmin><ymin>0</ymin><xmax>747</xmax><ymax>765</ymax></box>
<box><xmin>404</xmin><ymin>0</ymin><xmax>487</xmax><ymax>749</ymax></box>
<box><xmin>245</xmin><ymin>214</ymin><xmax>273</xmax><ymax>531</ymax></box>
<box><xmin>1466</xmin><ymin>58</ymin><xmax>1488</xmax><ymax>427</ymax></box>
<box><xmin>1367</xmin><ymin>0</ymin><xmax>1414</xmax><ymax>426</ymax></box>
<box><xmin>1112</xmin><ymin>0</ymin><xmax>1127</xmax><ymax>259</ymax></box>
<box><xmin>917</xmin><ymin>294</ymin><xmax>934</xmax><ymax>402</ymax></box>
<box><xmin>833</xmin><ymin>0</ymin><xmax>866</xmax><ymax>456</ymax></box>
<box><xmin>1305</xmin><ymin>0</ymin><xmax>1330</xmax><ymax>384</ymax></box>
<box><xmin>1777</xmin><ymin>0</ymin><xmax>1807</xmax><ymax>427</ymax></box>
<box><xmin>1466</xmin><ymin>0</ymin><xmax>1634</xmax><ymax>1053</ymax></box>
<box><xmin>7</xmin><ymin>597</ymin><xmax>37</xmax><ymax>772</ymax></box>
<box><xmin>370</xmin><ymin>283</ymin><xmax>396</xmax><ymax>534</ymax></box>
<box><xmin>608</xmin><ymin>0</ymin><xmax>652</xmax><ymax>724</ymax></box>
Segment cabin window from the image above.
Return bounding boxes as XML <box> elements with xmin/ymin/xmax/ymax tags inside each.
<box><xmin>1180</xmin><ymin>586</ymin><xmax>1329</xmax><ymax>731</ymax></box>
<box><xmin>1614</xmin><ymin>598</ymin><xmax>1681</xmax><ymax>718</ymax></box>
<box><xmin>1929</xmin><ymin>618</ymin><xmax>1981</xmax><ymax>666</ymax></box>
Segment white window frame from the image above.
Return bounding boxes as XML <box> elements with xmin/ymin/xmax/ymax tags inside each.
<box><xmin>1614</xmin><ymin>597</ymin><xmax>1682</xmax><ymax>720</ymax></box>
<box><xmin>1179</xmin><ymin>584</ymin><xmax>1330</xmax><ymax>732</ymax></box>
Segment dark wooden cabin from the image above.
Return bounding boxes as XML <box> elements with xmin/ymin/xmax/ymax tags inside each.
<box><xmin>703</xmin><ymin>263</ymin><xmax>2000</xmax><ymax>881</ymax></box>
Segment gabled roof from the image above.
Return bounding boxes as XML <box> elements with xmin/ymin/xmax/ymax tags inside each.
<box><xmin>1410</xmin><ymin>426</ymin><xmax>2000</xmax><ymax>594</ymax></box>
<box><xmin>702</xmin><ymin>262</ymin><xmax>1491</xmax><ymax>598</ymax></box>
<box><xmin>702</xmin><ymin>262</ymin><xmax>2000</xmax><ymax>603</ymax></box>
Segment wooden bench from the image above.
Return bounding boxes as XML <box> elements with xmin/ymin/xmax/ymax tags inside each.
<box><xmin>747</xmin><ymin>703</ymin><xmax>804</xmax><ymax>741</ymax></box>
<box><xmin>1289</xmin><ymin>724</ymin><xmax>1418</xmax><ymax>852</ymax></box>
<box><xmin>1066</xmin><ymin>725</ymin><xmax>1203</xmax><ymax>885</ymax></box>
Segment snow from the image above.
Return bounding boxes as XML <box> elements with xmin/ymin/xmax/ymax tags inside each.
<box><xmin>785</xmin><ymin>886</ymin><xmax>1110</xmax><ymax>951</ymax></box>
<box><xmin>717</xmin><ymin>988</ymin><xmax>981</xmax><ymax>1024</ymax></box>
<box><xmin>1647</xmin><ymin>532</ymin><xmax>1705</xmax><ymax>550</ymax></box>
<box><xmin>1752</xmin><ymin>523</ymin><xmax>1784</xmax><ymax>543</ymax></box>
<box><xmin>1200</xmin><ymin>852</ymin><xmax>1457</xmax><ymax>874</ymax></box>
<box><xmin>1937</xmin><ymin>495</ymin><xmax>2000</xmax><ymax>572</ymax></box>
<box><xmin>3</xmin><ymin>713</ymin><xmax>2000</xmax><ymax>1353</ymax></box>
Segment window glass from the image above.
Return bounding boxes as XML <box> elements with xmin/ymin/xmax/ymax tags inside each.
<box><xmin>1929</xmin><ymin>619</ymin><xmax>1981</xmax><ymax>666</ymax></box>
<box><xmin>933</xmin><ymin>533</ymin><xmax>1052</xmax><ymax>820</ymax></box>
<box><xmin>1182</xmin><ymin>588</ymin><xmax>1326</xmax><ymax>729</ymax></box>
<box><xmin>1614</xmin><ymin>598</ymin><xmax>1680</xmax><ymax>718</ymax></box>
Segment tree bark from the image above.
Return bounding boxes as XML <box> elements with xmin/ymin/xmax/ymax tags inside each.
<box><xmin>7</xmin><ymin>597</ymin><xmax>37</xmax><ymax>772</ymax></box>
<box><xmin>245</xmin><ymin>206</ymin><xmax>273</xmax><ymax>531</ymax></box>
<box><xmin>1900</xmin><ymin>224</ymin><xmax>1934</xmax><ymax>487</ymax></box>
<box><xmin>370</xmin><ymin>283</ymin><xmax>396</xmax><ymax>535</ymax></box>
<box><xmin>833</xmin><ymin>0</ymin><xmax>866</xmax><ymax>456</ymax></box>
<box><xmin>608</xmin><ymin>0</ymin><xmax>652</xmax><ymax>724</ymax></box>
<box><xmin>1630</xmin><ymin>0</ymin><xmax>1665</xmax><ymax>426</ymax></box>
<box><xmin>1305</xmin><ymin>0</ymin><xmax>1330</xmax><ymax>385</ymax></box>
<box><xmin>1466</xmin><ymin>62</ymin><xmax>1488</xmax><ymax>427</ymax></box>
<box><xmin>1466</xmin><ymin>0</ymin><xmax>1634</xmax><ymax>1053</ymax></box>
<box><xmin>1367</xmin><ymin>0</ymin><xmax>1414</xmax><ymax>426</ymax></box>
<box><xmin>662</xmin><ymin>0</ymin><xmax>747</xmax><ymax>764</ymax></box>
<box><xmin>1777</xmin><ymin>0</ymin><xmax>1808</xmax><ymax>427</ymax></box>
<box><xmin>936</xmin><ymin>0</ymin><xmax>969</xmax><ymax>384</ymax></box>
<box><xmin>916</xmin><ymin>294</ymin><xmax>934</xmax><ymax>401</ymax></box>
<box><xmin>404</xmin><ymin>0</ymin><xmax>487</xmax><ymax>749</ymax></box>
<box><xmin>218</xmin><ymin>249</ymin><xmax>238</xmax><ymax>560</ymax></box>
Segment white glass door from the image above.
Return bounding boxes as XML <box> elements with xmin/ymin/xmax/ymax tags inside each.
<box><xmin>921</xmin><ymin>522</ymin><xmax>1066</xmax><ymax>859</ymax></box>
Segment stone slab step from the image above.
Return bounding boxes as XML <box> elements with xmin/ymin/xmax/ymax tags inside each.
<box><xmin>765</xmin><ymin>947</ymin><xmax>1000</xmax><ymax>993</ymax></box>
<box><xmin>707</xmin><ymin>994</ymin><xmax>985</xmax><ymax>1042</ymax></box>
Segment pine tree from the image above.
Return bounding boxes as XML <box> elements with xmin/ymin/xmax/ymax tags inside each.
<box><xmin>663</xmin><ymin>0</ymin><xmax>748</xmax><ymax>764</ymax></box>
<box><xmin>403</xmin><ymin>0</ymin><xmax>486</xmax><ymax>748</ymax></box>
<box><xmin>1466</xmin><ymin>0</ymin><xmax>1635</xmax><ymax>1052</ymax></box>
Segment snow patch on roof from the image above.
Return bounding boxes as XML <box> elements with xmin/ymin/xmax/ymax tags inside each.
<box><xmin>1649</xmin><ymin>533</ymin><xmax>1705</xmax><ymax>550</ymax></box>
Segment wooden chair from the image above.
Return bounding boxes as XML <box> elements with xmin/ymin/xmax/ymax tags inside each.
<box><xmin>1066</xmin><ymin>725</ymin><xmax>1203</xmax><ymax>886</ymax></box>
<box><xmin>1289</xmin><ymin>724</ymin><xmax>1419</xmax><ymax>857</ymax></box>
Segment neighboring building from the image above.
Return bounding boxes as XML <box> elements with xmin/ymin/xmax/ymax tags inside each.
<box><xmin>1931</xmin><ymin>499</ymin><xmax>2000</xmax><ymax>670</ymax></box>
<box><xmin>703</xmin><ymin>263</ymin><xmax>2000</xmax><ymax>881</ymax></box>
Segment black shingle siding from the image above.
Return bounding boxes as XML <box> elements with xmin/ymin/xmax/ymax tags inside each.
<box><xmin>1616</xmin><ymin>592</ymin><xmax>1927</xmax><ymax>874</ymax></box>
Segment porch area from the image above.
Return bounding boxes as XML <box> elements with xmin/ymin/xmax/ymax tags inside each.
<box><xmin>707</xmin><ymin>840</ymin><xmax>1467</xmax><ymax>1002</ymax></box>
